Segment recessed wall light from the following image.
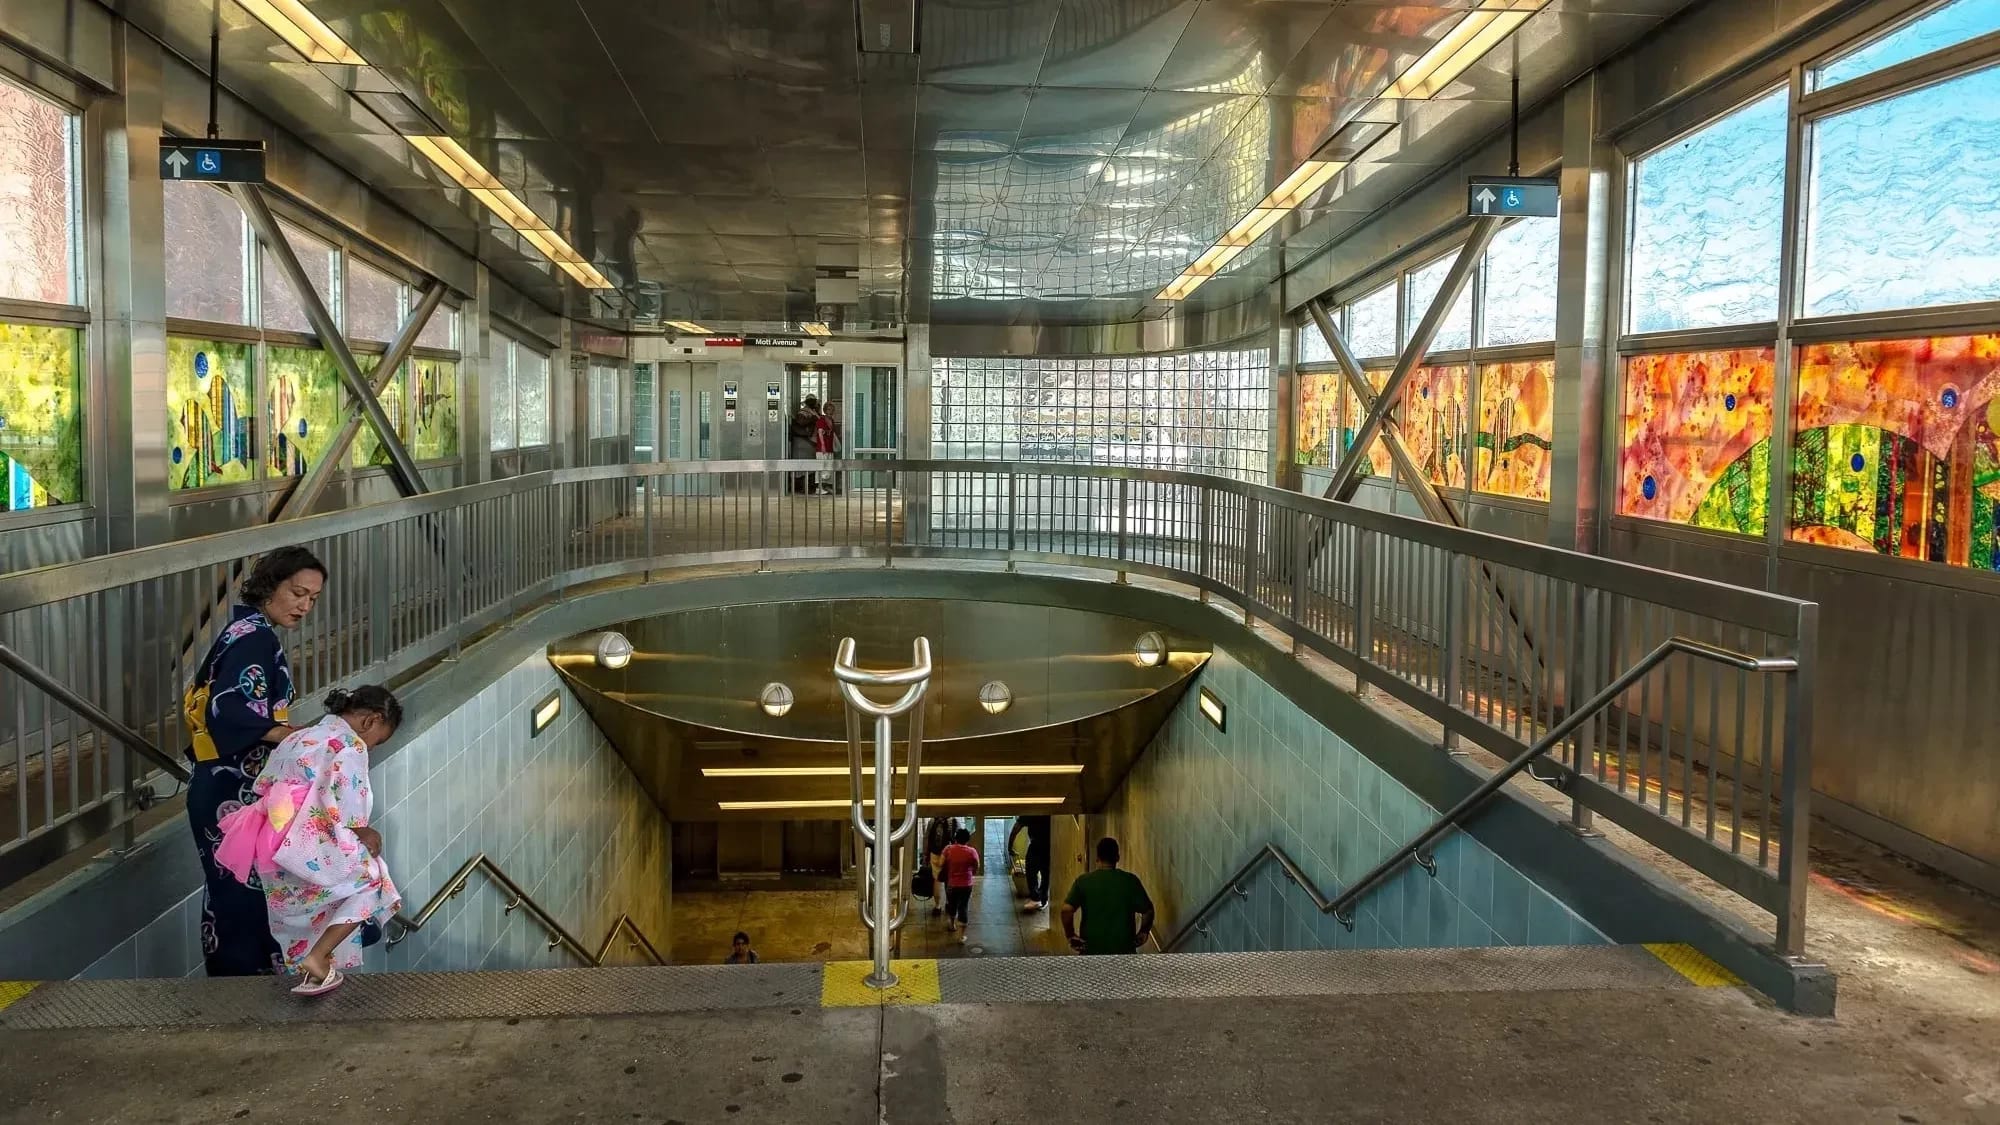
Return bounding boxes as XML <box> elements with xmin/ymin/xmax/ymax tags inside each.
<box><xmin>1198</xmin><ymin>687</ymin><xmax>1226</xmax><ymax>732</ymax></box>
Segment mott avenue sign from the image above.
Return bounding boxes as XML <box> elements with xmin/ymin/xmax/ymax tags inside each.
<box><xmin>159</xmin><ymin>137</ymin><xmax>267</xmax><ymax>184</ymax></box>
<box><xmin>1467</xmin><ymin>176</ymin><xmax>1558</xmax><ymax>218</ymax></box>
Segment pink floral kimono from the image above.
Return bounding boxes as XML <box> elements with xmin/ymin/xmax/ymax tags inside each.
<box><xmin>216</xmin><ymin>715</ymin><xmax>400</xmax><ymax>973</ymax></box>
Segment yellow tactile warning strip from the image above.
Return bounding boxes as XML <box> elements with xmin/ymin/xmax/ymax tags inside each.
<box><xmin>820</xmin><ymin>960</ymin><xmax>941</xmax><ymax>1007</ymax></box>
<box><xmin>1644</xmin><ymin>943</ymin><xmax>1744</xmax><ymax>987</ymax></box>
<box><xmin>0</xmin><ymin>982</ymin><xmax>39</xmax><ymax>1013</ymax></box>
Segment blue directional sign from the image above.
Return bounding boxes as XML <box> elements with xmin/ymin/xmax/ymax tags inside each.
<box><xmin>1468</xmin><ymin>175</ymin><xmax>1559</xmax><ymax>218</ymax></box>
<box><xmin>159</xmin><ymin>137</ymin><xmax>267</xmax><ymax>185</ymax></box>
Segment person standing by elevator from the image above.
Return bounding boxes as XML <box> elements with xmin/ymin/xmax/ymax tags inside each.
<box><xmin>1008</xmin><ymin>815</ymin><xmax>1053</xmax><ymax>912</ymax></box>
<box><xmin>787</xmin><ymin>396</ymin><xmax>819</xmax><ymax>494</ymax></box>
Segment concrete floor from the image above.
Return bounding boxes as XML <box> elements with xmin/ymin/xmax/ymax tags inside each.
<box><xmin>674</xmin><ymin>821</ymin><xmax>1070</xmax><ymax>964</ymax></box>
<box><xmin>0</xmin><ymin>983</ymin><xmax>1988</xmax><ymax>1124</ymax></box>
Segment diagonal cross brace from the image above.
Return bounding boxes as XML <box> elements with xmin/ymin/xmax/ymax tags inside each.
<box><xmin>1324</xmin><ymin>217</ymin><xmax>1500</xmax><ymax>504</ymax></box>
<box><xmin>231</xmin><ymin>183</ymin><xmax>428</xmax><ymax>500</ymax></box>
<box><xmin>1304</xmin><ymin>298</ymin><xmax>1457</xmax><ymax>526</ymax></box>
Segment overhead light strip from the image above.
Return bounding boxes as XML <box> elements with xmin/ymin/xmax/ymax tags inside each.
<box><xmin>1157</xmin><ymin>1</ymin><xmax>1548</xmax><ymax>302</ymax></box>
<box><xmin>717</xmin><ymin>796</ymin><xmax>1068</xmax><ymax>812</ymax></box>
<box><xmin>236</xmin><ymin>0</ymin><xmax>366</xmax><ymax>65</ymax></box>
<box><xmin>800</xmin><ymin>322</ymin><xmax>832</xmax><ymax>337</ymax></box>
<box><xmin>701</xmin><ymin>764</ymin><xmax>1085</xmax><ymax>779</ymax></box>
<box><xmin>405</xmin><ymin>134</ymin><xmax>614</xmax><ymax>289</ymax></box>
<box><xmin>666</xmin><ymin>321</ymin><xmax>711</xmax><ymax>334</ymax></box>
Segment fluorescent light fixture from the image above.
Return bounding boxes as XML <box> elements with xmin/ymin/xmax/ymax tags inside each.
<box><xmin>666</xmin><ymin>320</ymin><xmax>710</xmax><ymax>334</ymax></box>
<box><xmin>800</xmin><ymin>322</ymin><xmax>832</xmax><ymax>337</ymax></box>
<box><xmin>1157</xmin><ymin>159</ymin><xmax>1349</xmax><ymax>301</ymax></box>
<box><xmin>236</xmin><ymin>0</ymin><xmax>366</xmax><ymax>65</ymax></box>
<box><xmin>406</xmin><ymin>135</ymin><xmax>614</xmax><ymax>290</ymax></box>
<box><xmin>717</xmin><ymin>796</ymin><xmax>1068</xmax><ymax>812</ymax></box>
<box><xmin>531</xmin><ymin>691</ymin><xmax>562</xmax><ymax>737</ymax></box>
<box><xmin>1385</xmin><ymin>0</ymin><xmax>1547</xmax><ymax>101</ymax></box>
<box><xmin>1198</xmin><ymin>687</ymin><xmax>1226</xmax><ymax>732</ymax></box>
<box><xmin>701</xmin><ymin>764</ymin><xmax>1085</xmax><ymax>779</ymax></box>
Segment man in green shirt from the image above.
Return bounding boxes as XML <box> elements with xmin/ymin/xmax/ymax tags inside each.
<box><xmin>1061</xmin><ymin>837</ymin><xmax>1156</xmax><ymax>955</ymax></box>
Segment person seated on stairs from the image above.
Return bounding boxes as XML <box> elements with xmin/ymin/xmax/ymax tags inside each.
<box><xmin>726</xmin><ymin>931</ymin><xmax>760</xmax><ymax>965</ymax></box>
<box><xmin>215</xmin><ymin>685</ymin><xmax>404</xmax><ymax>997</ymax></box>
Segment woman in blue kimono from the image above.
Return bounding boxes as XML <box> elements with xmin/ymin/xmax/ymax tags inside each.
<box><xmin>183</xmin><ymin>545</ymin><xmax>327</xmax><ymax>976</ymax></box>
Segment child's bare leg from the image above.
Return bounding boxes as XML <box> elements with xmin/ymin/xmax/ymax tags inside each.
<box><xmin>300</xmin><ymin>922</ymin><xmax>360</xmax><ymax>982</ymax></box>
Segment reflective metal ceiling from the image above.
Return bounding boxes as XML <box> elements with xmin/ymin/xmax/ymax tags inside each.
<box><xmin>121</xmin><ymin>0</ymin><xmax>1704</xmax><ymax>329</ymax></box>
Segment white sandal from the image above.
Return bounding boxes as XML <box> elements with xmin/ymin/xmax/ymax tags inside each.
<box><xmin>290</xmin><ymin>967</ymin><xmax>345</xmax><ymax>997</ymax></box>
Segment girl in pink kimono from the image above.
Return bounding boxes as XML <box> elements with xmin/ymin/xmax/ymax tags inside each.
<box><xmin>216</xmin><ymin>685</ymin><xmax>403</xmax><ymax>996</ymax></box>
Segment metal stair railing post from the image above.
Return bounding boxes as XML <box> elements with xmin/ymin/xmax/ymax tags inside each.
<box><xmin>385</xmin><ymin>852</ymin><xmax>666</xmax><ymax>966</ymax></box>
<box><xmin>835</xmin><ymin>636</ymin><xmax>932</xmax><ymax>990</ymax></box>
<box><xmin>0</xmin><ymin>641</ymin><xmax>191</xmax><ymax>788</ymax></box>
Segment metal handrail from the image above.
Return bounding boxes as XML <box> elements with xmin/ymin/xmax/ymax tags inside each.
<box><xmin>1159</xmin><ymin>637</ymin><xmax>1798</xmax><ymax>950</ymax></box>
<box><xmin>836</xmin><ymin>636</ymin><xmax>931</xmax><ymax>989</ymax></box>
<box><xmin>0</xmin><ymin>641</ymin><xmax>189</xmax><ymax>783</ymax></box>
<box><xmin>385</xmin><ymin>852</ymin><xmax>667</xmax><ymax>967</ymax></box>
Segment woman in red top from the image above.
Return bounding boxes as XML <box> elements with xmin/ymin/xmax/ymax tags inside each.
<box><xmin>811</xmin><ymin>406</ymin><xmax>840</xmax><ymax>494</ymax></box>
<box><xmin>939</xmin><ymin>827</ymin><xmax>981</xmax><ymax>941</ymax></box>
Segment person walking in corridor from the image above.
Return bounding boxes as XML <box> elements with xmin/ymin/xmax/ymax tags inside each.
<box><xmin>183</xmin><ymin>545</ymin><xmax>325</xmax><ymax>977</ymax></box>
<box><xmin>939</xmin><ymin>827</ymin><xmax>981</xmax><ymax>942</ymax></box>
<box><xmin>1061</xmin><ymin>837</ymin><xmax>1154</xmax><ymax>955</ymax></box>
<box><xmin>1008</xmin><ymin>815</ymin><xmax>1053</xmax><ymax>912</ymax></box>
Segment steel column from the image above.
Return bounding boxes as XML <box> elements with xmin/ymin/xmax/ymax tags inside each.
<box><xmin>231</xmin><ymin>183</ymin><xmax>427</xmax><ymax>498</ymax></box>
<box><xmin>1326</xmin><ymin>218</ymin><xmax>1501</xmax><ymax>503</ymax></box>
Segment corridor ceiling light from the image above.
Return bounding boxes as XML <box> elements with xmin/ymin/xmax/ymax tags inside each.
<box><xmin>1133</xmin><ymin>631</ymin><xmax>1167</xmax><ymax>668</ymax></box>
<box><xmin>594</xmin><ymin>632</ymin><xmax>633</xmax><ymax>670</ymax></box>
<box><xmin>758</xmin><ymin>682</ymin><xmax>796</xmax><ymax>718</ymax></box>
<box><xmin>800</xmin><ymin>322</ymin><xmax>832</xmax><ymax>337</ymax></box>
<box><xmin>405</xmin><ymin>135</ymin><xmax>614</xmax><ymax>290</ymax></box>
<box><xmin>978</xmin><ymin>680</ymin><xmax>1013</xmax><ymax>715</ymax></box>
<box><xmin>666</xmin><ymin>321</ymin><xmax>710</xmax><ymax>334</ymax></box>
<box><xmin>700</xmin><ymin>764</ymin><xmax>1085</xmax><ymax>778</ymax></box>
<box><xmin>236</xmin><ymin>0</ymin><xmax>366</xmax><ymax>65</ymax></box>
<box><xmin>1156</xmin><ymin>159</ymin><xmax>1349</xmax><ymax>302</ymax></box>
<box><xmin>1384</xmin><ymin>0</ymin><xmax>1549</xmax><ymax>101</ymax></box>
<box><xmin>717</xmin><ymin>796</ymin><xmax>1067</xmax><ymax>812</ymax></box>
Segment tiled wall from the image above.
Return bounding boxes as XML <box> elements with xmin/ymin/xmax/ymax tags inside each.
<box><xmin>1099</xmin><ymin>648</ymin><xmax>1605</xmax><ymax>954</ymax></box>
<box><xmin>76</xmin><ymin>656</ymin><xmax>672</xmax><ymax>978</ymax></box>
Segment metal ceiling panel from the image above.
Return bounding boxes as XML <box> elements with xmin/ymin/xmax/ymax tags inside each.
<box><xmin>1034</xmin><ymin>0</ymin><xmax>1201</xmax><ymax>90</ymax></box>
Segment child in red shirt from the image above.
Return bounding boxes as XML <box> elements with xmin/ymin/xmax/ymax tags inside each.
<box><xmin>939</xmin><ymin>828</ymin><xmax>981</xmax><ymax>940</ymax></box>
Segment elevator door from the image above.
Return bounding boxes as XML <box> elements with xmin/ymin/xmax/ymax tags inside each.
<box><xmin>653</xmin><ymin>362</ymin><xmax>722</xmax><ymax>493</ymax></box>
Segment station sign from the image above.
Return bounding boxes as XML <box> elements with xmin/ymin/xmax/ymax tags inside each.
<box><xmin>746</xmin><ymin>336</ymin><xmax>803</xmax><ymax>348</ymax></box>
<box><xmin>1467</xmin><ymin>175</ymin><xmax>1559</xmax><ymax>218</ymax></box>
<box><xmin>160</xmin><ymin>137</ymin><xmax>266</xmax><ymax>184</ymax></box>
<box><xmin>702</xmin><ymin>336</ymin><xmax>746</xmax><ymax>347</ymax></box>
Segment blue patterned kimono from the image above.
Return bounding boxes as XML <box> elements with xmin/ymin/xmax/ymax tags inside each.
<box><xmin>185</xmin><ymin>604</ymin><xmax>295</xmax><ymax>976</ymax></box>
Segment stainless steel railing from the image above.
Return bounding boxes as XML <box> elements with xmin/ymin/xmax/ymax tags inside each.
<box><xmin>385</xmin><ymin>851</ymin><xmax>666</xmax><ymax>967</ymax></box>
<box><xmin>836</xmin><ymin>636</ymin><xmax>932</xmax><ymax>990</ymax></box>
<box><xmin>0</xmin><ymin>458</ymin><xmax>1818</xmax><ymax>956</ymax></box>
<box><xmin>1160</xmin><ymin>637</ymin><xmax>1800</xmax><ymax>954</ymax></box>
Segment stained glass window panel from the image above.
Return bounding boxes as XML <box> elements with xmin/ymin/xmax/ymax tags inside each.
<box><xmin>1296</xmin><ymin>370</ymin><xmax>1341</xmax><ymax>466</ymax></box>
<box><xmin>353</xmin><ymin>358</ymin><xmax>403</xmax><ymax>469</ymax></box>
<box><xmin>0</xmin><ymin>79</ymin><xmax>76</xmax><ymax>306</ymax></box>
<box><xmin>166</xmin><ymin>338</ymin><xmax>254</xmax><ymax>490</ymax></box>
<box><xmin>261</xmin><ymin>224</ymin><xmax>337</xmax><ymax>335</ymax></box>
<box><xmin>0</xmin><ymin>323</ymin><xmax>81</xmax><ymax>510</ymax></box>
<box><xmin>1627</xmin><ymin>89</ymin><xmax>1787</xmax><ymax>334</ymax></box>
<box><xmin>1476</xmin><ymin>359</ymin><xmax>1556</xmax><ymax>501</ymax></box>
<box><xmin>1812</xmin><ymin>0</ymin><xmax>2000</xmax><ymax>90</ymax></box>
<box><xmin>164</xmin><ymin>185</ymin><xmax>248</xmax><ymax>324</ymax></box>
<box><xmin>1803</xmin><ymin>64</ymin><xmax>2000</xmax><ymax>317</ymax></box>
<box><xmin>1618</xmin><ymin>348</ymin><xmax>1776</xmax><ymax>535</ymax></box>
<box><xmin>1481</xmin><ymin>219</ymin><xmax>1560</xmax><ymax>347</ymax></box>
<box><xmin>1404</xmin><ymin>258</ymin><xmax>1473</xmax><ymax>354</ymax></box>
<box><xmin>1402</xmin><ymin>365</ymin><xmax>1470</xmax><ymax>487</ymax></box>
<box><xmin>1346</xmin><ymin>284</ymin><xmax>1398</xmax><ymax>359</ymax></box>
<box><xmin>412</xmin><ymin>358</ymin><xmax>459</xmax><ymax>461</ymax></box>
<box><xmin>346</xmin><ymin>259</ymin><xmax>405</xmax><ymax>343</ymax></box>
<box><xmin>265</xmin><ymin>345</ymin><xmax>346</xmax><ymax>478</ymax></box>
<box><xmin>1790</xmin><ymin>334</ymin><xmax>2000</xmax><ymax>568</ymax></box>
<box><xmin>1340</xmin><ymin>369</ymin><xmax>1393</xmax><ymax>479</ymax></box>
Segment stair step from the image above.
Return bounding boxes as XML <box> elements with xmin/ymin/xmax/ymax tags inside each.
<box><xmin>0</xmin><ymin>944</ymin><xmax>1729</xmax><ymax>1031</ymax></box>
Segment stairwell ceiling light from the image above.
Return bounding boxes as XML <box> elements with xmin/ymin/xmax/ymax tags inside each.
<box><xmin>978</xmin><ymin>680</ymin><xmax>1013</xmax><ymax>715</ymax></box>
<box><xmin>700</xmin><ymin>764</ymin><xmax>1084</xmax><ymax>778</ymax></box>
<box><xmin>718</xmin><ymin>796</ymin><xmax>1066</xmax><ymax>812</ymax></box>
<box><xmin>759</xmin><ymin>682</ymin><xmax>795</xmax><ymax>718</ymax></box>
<box><xmin>1133</xmin><ymin>631</ymin><xmax>1167</xmax><ymax>668</ymax></box>
<box><xmin>594</xmin><ymin>632</ymin><xmax>633</xmax><ymax>670</ymax></box>
<box><xmin>236</xmin><ymin>0</ymin><xmax>366</xmax><ymax>65</ymax></box>
<box><xmin>1383</xmin><ymin>0</ymin><xmax>1549</xmax><ymax>101</ymax></box>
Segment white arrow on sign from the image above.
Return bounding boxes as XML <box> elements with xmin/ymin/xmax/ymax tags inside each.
<box><xmin>164</xmin><ymin>150</ymin><xmax>189</xmax><ymax>179</ymax></box>
<box><xmin>1474</xmin><ymin>187</ymin><xmax>1497</xmax><ymax>214</ymax></box>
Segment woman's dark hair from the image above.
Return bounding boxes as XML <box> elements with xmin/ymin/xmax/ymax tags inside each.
<box><xmin>954</xmin><ymin>828</ymin><xmax>972</xmax><ymax>844</ymax></box>
<box><xmin>732</xmin><ymin>931</ymin><xmax>751</xmax><ymax>945</ymax></box>
<box><xmin>241</xmin><ymin>546</ymin><xmax>327</xmax><ymax>608</ymax></box>
<box><xmin>323</xmin><ymin>684</ymin><xmax>403</xmax><ymax>729</ymax></box>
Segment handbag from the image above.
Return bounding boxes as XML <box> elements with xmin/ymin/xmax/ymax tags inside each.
<box><xmin>911</xmin><ymin>863</ymin><xmax>935</xmax><ymax>900</ymax></box>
